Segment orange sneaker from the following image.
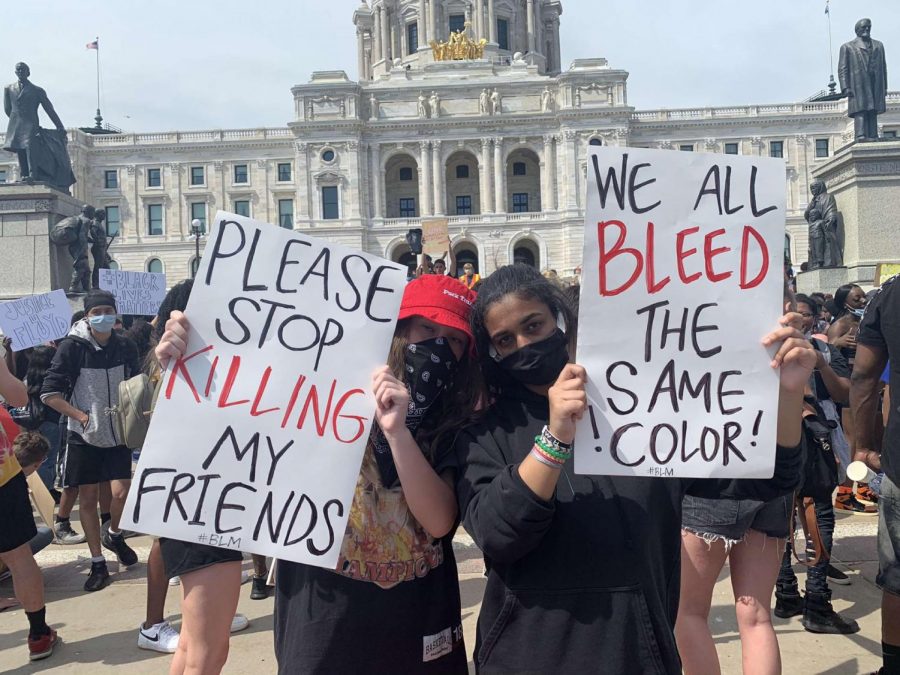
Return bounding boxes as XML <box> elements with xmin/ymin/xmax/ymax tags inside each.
<box><xmin>856</xmin><ymin>484</ymin><xmax>879</xmax><ymax>505</ymax></box>
<box><xmin>834</xmin><ymin>487</ymin><xmax>878</xmax><ymax>515</ymax></box>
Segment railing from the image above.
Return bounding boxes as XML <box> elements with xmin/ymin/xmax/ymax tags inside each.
<box><xmin>86</xmin><ymin>128</ymin><xmax>292</xmax><ymax>146</ymax></box>
<box><xmin>382</xmin><ymin>217</ymin><xmax>421</xmax><ymax>227</ymax></box>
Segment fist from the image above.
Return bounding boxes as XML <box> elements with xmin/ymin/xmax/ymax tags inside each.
<box><xmin>548</xmin><ymin>364</ymin><xmax>587</xmax><ymax>446</ymax></box>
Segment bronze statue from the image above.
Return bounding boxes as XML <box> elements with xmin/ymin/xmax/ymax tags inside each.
<box><xmin>90</xmin><ymin>209</ymin><xmax>114</xmax><ymax>289</ymax></box>
<box><xmin>804</xmin><ymin>180</ymin><xmax>843</xmax><ymax>269</ymax></box>
<box><xmin>839</xmin><ymin>19</ymin><xmax>888</xmax><ymax>141</ymax></box>
<box><xmin>2</xmin><ymin>62</ymin><xmax>76</xmax><ymax>194</ymax></box>
<box><xmin>49</xmin><ymin>204</ymin><xmax>95</xmax><ymax>293</ymax></box>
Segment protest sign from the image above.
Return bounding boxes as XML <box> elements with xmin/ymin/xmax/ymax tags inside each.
<box><xmin>422</xmin><ymin>218</ymin><xmax>450</xmax><ymax>259</ymax></box>
<box><xmin>121</xmin><ymin>212</ymin><xmax>406</xmax><ymax>569</ymax></box>
<box><xmin>0</xmin><ymin>289</ymin><xmax>70</xmax><ymax>351</ymax></box>
<box><xmin>99</xmin><ymin>269</ymin><xmax>167</xmax><ymax>315</ymax></box>
<box><xmin>574</xmin><ymin>147</ymin><xmax>785</xmax><ymax>479</ymax></box>
<box><xmin>876</xmin><ymin>263</ymin><xmax>900</xmax><ymax>287</ymax></box>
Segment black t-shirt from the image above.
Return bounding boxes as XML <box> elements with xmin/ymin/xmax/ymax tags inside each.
<box><xmin>810</xmin><ymin>338</ymin><xmax>850</xmax><ymax>402</ymax></box>
<box><xmin>858</xmin><ymin>276</ymin><xmax>900</xmax><ymax>485</ymax></box>
<box><xmin>273</xmin><ymin>444</ymin><xmax>466</xmax><ymax>674</ymax></box>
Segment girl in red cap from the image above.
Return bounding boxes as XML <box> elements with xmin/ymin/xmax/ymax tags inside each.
<box><xmin>157</xmin><ymin>274</ymin><xmax>481</xmax><ymax>674</ymax></box>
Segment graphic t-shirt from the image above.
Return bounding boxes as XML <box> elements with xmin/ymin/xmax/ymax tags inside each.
<box><xmin>0</xmin><ymin>406</ymin><xmax>22</xmax><ymax>487</ymax></box>
<box><xmin>859</xmin><ymin>276</ymin><xmax>900</xmax><ymax>486</ymax></box>
<box><xmin>273</xmin><ymin>443</ymin><xmax>466</xmax><ymax>674</ymax></box>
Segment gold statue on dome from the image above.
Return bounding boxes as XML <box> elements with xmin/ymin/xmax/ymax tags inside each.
<box><xmin>430</xmin><ymin>21</ymin><xmax>487</xmax><ymax>61</ymax></box>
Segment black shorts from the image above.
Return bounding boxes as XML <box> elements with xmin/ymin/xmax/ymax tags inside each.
<box><xmin>0</xmin><ymin>472</ymin><xmax>38</xmax><ymax>553</ymax></box>
<box><xmin>64</xmin><ymin>434</ymin><xmax>132</xmax><ymax>487</ymax></box>
<box><xmin>159</xmin><ymin>538</ymin><xmax>243</xmax><ymax>579</ymax></box>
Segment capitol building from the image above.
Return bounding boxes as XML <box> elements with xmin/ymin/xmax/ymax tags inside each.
<box><xmin>2</xmin><ymin>0</ymin><xmax>898</xmax><ymax>281</ymax></box>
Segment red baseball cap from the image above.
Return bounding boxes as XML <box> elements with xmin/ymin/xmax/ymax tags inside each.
<box><xmin>398</xmin><ymin>275</ymin><xmax>477</xmax><ymax>351</ymax></box>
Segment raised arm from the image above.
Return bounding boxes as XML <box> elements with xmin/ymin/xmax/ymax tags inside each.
<box><xmin>852</xmin><ymin>342</ymin><xmax>888</xmax><ymax>471</ymax></box>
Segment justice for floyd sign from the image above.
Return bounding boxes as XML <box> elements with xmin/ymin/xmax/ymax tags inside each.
<box><xmin>574</xmin><ymin>147</ymin><xmax>785</xmax><ymax>479</ymax></box>
<box><xmin>121</xmin><ymin>213</ymin><xmax>406</xmax><ymax>569</ymax></box>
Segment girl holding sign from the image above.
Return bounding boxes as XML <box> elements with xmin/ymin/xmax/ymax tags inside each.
<box><xmin>454</xmin><ymin>265</ymin><xmax>815</xmax><ymax>674</ymax></box>
<box><xmin>157</xmin><ymin>274</ymin><xmax>481</xmax><ymax>674</ymax></box>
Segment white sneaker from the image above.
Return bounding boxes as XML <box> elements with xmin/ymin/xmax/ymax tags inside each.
<box><xmin>168</xmin><ymin>575</ymin><xmax>180</xmax><ymax>586</ymax></box>
<box><xmin>138</xmin><ymin>620</ymin><xmax>180</xmax><ymax>653</ymax></box>
<box><xmin>230</xmin><ymin>614</ymin><xmax>250</xmax><ymax>633</ymax></box>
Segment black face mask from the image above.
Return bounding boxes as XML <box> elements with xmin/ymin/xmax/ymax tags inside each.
<box><xmin>496</xmin><ymin>328</ymin><xmax>569</xmax><ymax>386</ymax></box>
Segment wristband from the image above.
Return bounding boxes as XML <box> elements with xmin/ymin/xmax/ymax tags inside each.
<box><xmin>530</xmin><ymin>446</ymin><xmax>563</xmax><ymax>469</ymax></box>
<box><xmin>541</xmin><ymin>425</ymin><xmax>573</xmax><ymax>452</ymax></box>
<box><xmin>534</xmin><ymin>436</ymin><xmax>571</xmax><ymax>462</ymax></box>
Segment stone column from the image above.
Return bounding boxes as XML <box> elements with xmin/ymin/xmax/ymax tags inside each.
<box><xmin>419</xmin><ymin>0</ymin><xmax>428</xmax><ymax>46</ymax></box>
<box><xmin>429</xmin><ymin>0</ymin><xmax>438</xmax><ymax>42</ymax></box>
<box><xmin>480</xmin><ymin>138</ymin><xmax>492</xmax><ymax>214</ymax></box>
<box><xmin>526</xmin><ymin>0</ymin><xmax>535</xmax><ymax>52</ymax></box>
<box><xmin>487</xmin><ymin>0</ymin><xmax>496</xmax><ymax>43</ymax></box>
<box><xmin>380</xmin><ymin>6</ymin><xmax>391</xmax><ymax>63</ymax></box>
<box><xmin>432</xmin><ymin>140</ymin><xmax>444</xmax><ymax>215</ymax></box>
<box><xmin>372</xmin><ymin>143</ymin><xmax>383</xmax><ymax>219</ymax></box>
<box><xmin>374</xmin><ymin>7</ymin><xmax>383</xmax><ymax>63</ymax></box>
<box><xmin>542</xmin><ymin>135</ymin><xmax>556</xmax><ymax>211</ymax></box>
<box><xmin>493</xmin><ymin>138</ymin><xmax>505</xmax><ymax>212</ymax></box>
<box><xmin>420</xmin><ymin>141</ymin><xmax>433</xmax><ymax>215</ymax></box>
<box><xmin>565</xmin><ymin>130</ymin><xmax>578</xmax><ymax>208</ymax></box>
<box><xmin>357</xmin><ymin>29</ymin><xmax>366</xmax><ymax>77</ymax></box>
<box><xmin>474</xmin><ymin>0</ymin><xmax>483</xmax><ymax>38</ymax></box>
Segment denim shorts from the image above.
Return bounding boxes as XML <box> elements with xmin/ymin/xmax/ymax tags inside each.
<box><xmin>877</xmin><ymin>475</ymin><xmax>900</xmax><ymax>596</ymax></box>
<box><xmin>682</xmin><ymin>493</ymin><xmax>793</xmax><ymax>546</ymax></box>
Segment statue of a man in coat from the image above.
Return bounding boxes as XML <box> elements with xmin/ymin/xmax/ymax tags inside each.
<box><xmin>3</xmin><ymin>62</ymin><xmax>76</xmax><ymax>193</ymax></box>
<box><xmin>839</xmin><ymin>18</ymin><xmax>888</xmax><ymax>141</ymax></box>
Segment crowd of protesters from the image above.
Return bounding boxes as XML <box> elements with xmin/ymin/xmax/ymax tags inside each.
<box><xmin>1</xmin><ymin>263</ymin><xmax>898</xmax><ymax>675</ymax></box>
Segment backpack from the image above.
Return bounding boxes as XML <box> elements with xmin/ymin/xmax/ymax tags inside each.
<box><xmin>113</xmin><ymin>372</ymin><xmax>162</xmax><ymax>450</ymax></box>
<box><xmin>797</xmin><ymin>404</ymin><xmax>839</xmax><ymax>501</ymax></box>
<box><xmin>7</xmin><ymin>395</ymin><xmax>46</xmax><ymax>432</ymax></box>
<box><xmin>49</xmin><ymin>215</ymin><xmax>82</xmax><ymax>246</ymax></box>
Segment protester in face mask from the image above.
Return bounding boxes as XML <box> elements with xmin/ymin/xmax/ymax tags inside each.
<box><xmin>455</xmin><ymin>264</ymin><xmax>815</xmax><ymax>674</ymax></box>
<box><xmin>156</xmin><ymin>275</ymin><xmax>482</xmax><ymax>674</ymax></box>
<box><xmin>40</xmin><ymin>290</ymin><xmax>141</xmax><ymax>592</ymax></box>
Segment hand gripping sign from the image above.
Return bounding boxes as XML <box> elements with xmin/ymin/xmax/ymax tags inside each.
<box><xmin>574</xmin><ymin>147</ymin><xmax>785</xmax><ymax>479</ymax></box>
<box><xmin>121</xmin><ymin>213</ymin><xmax>406</xmax><ymax>568</ymax></box>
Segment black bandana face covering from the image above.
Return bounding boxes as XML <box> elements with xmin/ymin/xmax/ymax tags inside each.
<box><xmin>496</xmin><ymin>328</ymin><xmax>569</xmax><ymax>386</ymax></box>
<box><xmin>373</xmin><ymin>337</ymin><xmax>458</xmax><ymax>486</ymax></box>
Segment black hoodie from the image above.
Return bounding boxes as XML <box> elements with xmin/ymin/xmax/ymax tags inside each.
<box><xmin>455</xmin><ymin>382</ymin><xmax>801</xmax><ymax>675</ymax></box>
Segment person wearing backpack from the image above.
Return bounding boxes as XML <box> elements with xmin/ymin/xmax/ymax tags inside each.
<box><xmin>40</xmin><ymin>290</ymin><xmax>140</xmax><ymax>592</ymax></box>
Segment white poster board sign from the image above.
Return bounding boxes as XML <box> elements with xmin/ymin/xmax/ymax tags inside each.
<box><xmin>574</xmin><ymin>147</ymin><xmax>785</xmax><ymax>479</ymax></box>
<box><xmin>0</xmin><ymin>289</ymin><xmax>71</xmax><ymax>351</ymax></box>
<box><xmin>99</xmin><ymin>269</ymin><xmax>167</xmax><ymax>316</ymax></box>
<box><xmin>121</xmin><ymin>212</ymin><xmax>406</xmax><ymax>569</ymax></box>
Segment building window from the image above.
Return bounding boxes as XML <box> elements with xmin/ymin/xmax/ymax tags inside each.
<box><xmin>589</xmin><ymin>138</ymin><xmax>603</xmax><ymax>147</ymax></box>
<box><xmin>104</xmin><ymin>170</ymin><xmax>118</xmax><ymax>189</ymax></box>
<box><xmin>769</xmin><ymin>141</ymin><xmax>784</xmax><ymax>158</ymax></box>
<box><xmin>105</xmin><ymin>206</ymin><xmax>120</xmax><ymax>237</ymax></box>
<box><xmin>278</xmin><ymin>199</ymin><xmax>294</xmax><ymax>228</ymax></box>
<box><xmin>191</xmin><ymin>202</ymin><xmax>207</xmax><ymax>232</ymax></box>
<box><xmin>190</xmin><ymin>166</ymin><xmax>205</xmax><ymax>185</ymax></box>
<box><xmin>449</xmin><ymin>14</ymin><xmax>465</xmax><ymax>33</ymax></box>
<box><xmin>147</xmin><ymin>258</ymin><xmax>164</xmax><ymax>274</ymax></box>
<box><xmin>399</xmin><ymin>198</ymin><xmax>416</xmax><ymax>218</ymax></box>
<box><xmin>233</xmin><ymin>164</ymin><xmax>248</xmax><ymax>184</ymax></box>
<box><xmin>455</xmin><ymin>165</ymin><xmax>469</xmax><ymax>179</ymax></box>
<box><xmin>321</xmin><ymin>149</ymin><xmax>335</xmax><ymax>163</ymax></box>
<box><xmin>679</xmin><ymin>144</ymin><xmax>694</xmax><ymax>152</ymax></box>
<box><xmin>277</xmin><ymin>162</ymin><xmax>292</xmax><ymax>181</ymax></box>
<box><xmin>724</xmin><ymin>142</ymin><xmax>739</xmax><ymax>155</ymax></box>
<box><xmin>885</xmin><ymin>130</ymin><xmax>898</xmax><ymax>138</ymax></box>
<box><xmin>815</xmin><ymin>138</ymin><xmax>829</xmax><ymax>158</ymax></box>
<box><xmin>0</xmin><ymin>169</ymin><xmax>6</xmax><ymax>184</ymax></box>
<box><xmin>147</xmin><ymin>167</ymin><xmax>161</xmax><ymax>187</ymax></box>
<box><xmin>456</xmin><ymin>195</ymin><xmax>472</xmax><ymax>215</ymax></box>
<box><xmin>512</xmin><ymin>162</ymin><xmax>527</xmax><ymax>176</ymax></box>
<box><xmin>407</xmin><ymin>22</ymin><xmax>418</xmax><ymax>54</ymax></box>
<box><xmin>497</xmin><ymin>18</ymin><xmax>509</xmax><ymax>51</ymax></box>
<box><xmin>322</xmin><ymin>186</ymin><xmax>339</xmax><ymax>220</ymax></box>
<box><xmin>233</xmin><ymin>200</ymin><xmax>250</xmax><ymax>217</ymax></box>
<box><xmin>147</xmin><ymin>204</ymin><xmax>163</xmax><ymax>236</ymax></box>
<box><xmin>399</xmin><ymin>166</ymin><xmax>414</xmax><ymax>181</ymax></box>
<box><xmin>512</xmin><ymin>193</ymin><xmax>529</xmax><ymax>213</ymax></box>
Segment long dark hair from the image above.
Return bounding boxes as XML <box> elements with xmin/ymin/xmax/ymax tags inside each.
<box><xmin>470</xmin><ymin>264</ymin><xmax>578</xmax><ymax>391</ymax></box>
<box><xmin>24</xmin><ymin>345</ymin><xmax>56</xmax><ymax>400</ymax></box>
<box><xmin>834</xmin><ymin>284</ymin><xmax>861</xmax><ymax>319</ymax></box>
<box><xmin>374</xmin><ymin>318</ymin><xmax>484</xmax><ymax>462</ymax></box>
<box><xmin>146</xmin><ymin>279</ymin><xmax>195</xmax><ymax>375</ymax></box>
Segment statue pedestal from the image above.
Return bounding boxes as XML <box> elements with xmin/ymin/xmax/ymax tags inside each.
<box><xmin>0</xmin><ymin>184</ymin><xmax>83</xmax><ymax>300</ymax></box>
<box><xmin>796</xmin><ymin>266</ymin><xmax>850</xmax><ymax>296</ymax></box>
<box><xmin>810</xmin><ymin>139</ymin><xmax>900</xmax><ymax>289</ymax></box>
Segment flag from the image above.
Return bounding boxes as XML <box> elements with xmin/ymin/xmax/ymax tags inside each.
<box><xmin>86</xmin><ymin>39</ymin><xmax>98</xmax><ymax>50</ymax></box>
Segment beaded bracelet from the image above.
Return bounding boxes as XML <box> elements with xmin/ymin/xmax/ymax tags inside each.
<box><xmin>541</xmin><ymin>425</ymin><xmax>573</xmax><ymax>453</ymax></box>
<box><xmin>530</xmin><ymin>446</ymin><xmax>563</xmax><ymax>469</ymax></box>
<box><xmin>534</xmin><ymin>436</ymin><xmax>571</xmax><ymax>462</ymax></box>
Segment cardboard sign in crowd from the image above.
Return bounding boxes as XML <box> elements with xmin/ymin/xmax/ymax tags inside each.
<box><xmin>0</xmin><ymin>289</ymin><xmax>71</xmax><ymax>351</ymax></box>
<box><xmin>121</xmin><ymin>213</ymin><xmax>406</xmax><ymax>569</ymax></box>
<box><xmin>99</xmin><ymin>269</ymin><xmax>167</xmax><ymax>316</ymax></box>
<box><xmin>574</xmin><ymin>147</ymin><xmax>785</xmax><ymax>479</ymax></box>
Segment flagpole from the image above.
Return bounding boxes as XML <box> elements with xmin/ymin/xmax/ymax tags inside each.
<box><xmin>825</xmin><ymin>1</ymin><xmax>836</xmax><ymax>94</ymax></box>
<box><xmin>94</xmin><ymin>37</ymin><xmax>102</xmax><ymax>129</ymax></box>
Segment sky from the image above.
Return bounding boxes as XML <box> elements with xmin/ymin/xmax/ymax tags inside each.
<box><xmin>2</xmin><ymin>0</ymin><xmax>897</xmax><ymax>133</ymax></box>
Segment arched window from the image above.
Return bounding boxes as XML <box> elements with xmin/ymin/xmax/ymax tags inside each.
<box><xmin>107</xmin><ymin>260</ymin><xmax>120</xmax><ymax>271</ymax></box>
<box><xmin>513</xmin><ymin>239</ymin><xmax>540</xmax><ymax>268</ymax></box>
<box><xmin>589</xmin><ymin>138</ymin><xmax>603</xmax><ymax>147</ymax></box>
<box><xmin>453</xmin><ymin>244</ymin><xmax>479</xmax><ymax>276</ymax></box>
<box><xmin>147</xmin><ymin>258</ymin><xmax>164</xmax><ymax>274</ymax></box>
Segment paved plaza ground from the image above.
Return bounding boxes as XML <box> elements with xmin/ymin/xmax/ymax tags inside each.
<box><xmin>0</xmin><ymin>508</ymin><xmax>886</xmax><ymax>674</ymax></box>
